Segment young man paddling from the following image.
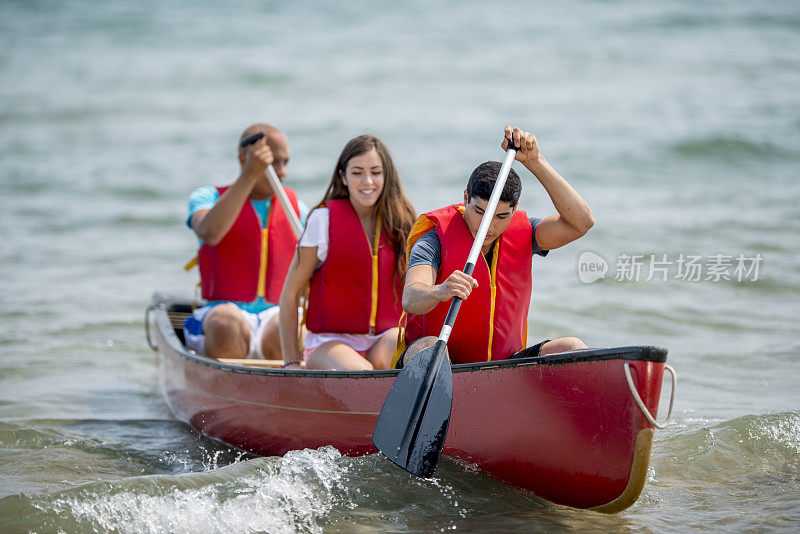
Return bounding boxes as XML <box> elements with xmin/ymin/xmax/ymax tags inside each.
<box><xmin>396</xmin><ymin>125</ymin><xmax>594</xmax><ymax>367</ymax></box>
<box><xmin>184</xmin><ymin>124</ymin><xmax>309</xmax><ymax>360</ymax></box>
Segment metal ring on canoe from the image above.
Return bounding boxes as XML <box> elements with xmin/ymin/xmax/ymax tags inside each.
<box><xmin>624</xmin><ymin>362</ymin><xmax>676</xmax><ymax>429</ymax></box>
<box><xmin>145</xmin><ymin>304</ymin><xmax>157</xmax><ymax>351</ymax></box>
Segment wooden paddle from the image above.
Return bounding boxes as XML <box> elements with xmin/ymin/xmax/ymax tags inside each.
<box><xmin>372</xmin><ymin>139</ymin><xmax>520</xmax><ymax>477</ymax></box>
<box><xmin>240</xmin><ymin>132</ymin><xmax>302</xmax><ymax>238</ymax></box>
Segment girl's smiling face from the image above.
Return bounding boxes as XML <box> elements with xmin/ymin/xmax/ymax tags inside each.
<box><xmin>342</xmin><ymin>148</ymin><xmax>385</xmax><ymax>211</ymax></box>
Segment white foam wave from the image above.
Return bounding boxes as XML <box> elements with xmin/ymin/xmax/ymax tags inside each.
<box><xmin>43</xmin><ymin>446</ymin><xmax>351</xmax><ymax>534</ymax></box>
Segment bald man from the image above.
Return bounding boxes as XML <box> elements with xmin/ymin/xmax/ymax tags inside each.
<box><xmin>184</xmin><ymin>124</ymin><xmax>309</xmax><ymax>360</ymax></box>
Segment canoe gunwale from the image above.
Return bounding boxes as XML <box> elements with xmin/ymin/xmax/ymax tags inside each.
<box><xmin>150</xmin><ymin>292</ymin><xmax>667</xmax><ymax>378</ymax></box>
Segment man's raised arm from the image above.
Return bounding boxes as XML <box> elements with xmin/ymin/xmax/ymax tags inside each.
<box><xmin>191</xmin><ymin>138</ymin><xmax>273</xmax><ymax>245</ymax></box>
<box><xmin>503</xmin><ymin>125</ymin><xmax>594</xmax><ymax>251</ymax></box>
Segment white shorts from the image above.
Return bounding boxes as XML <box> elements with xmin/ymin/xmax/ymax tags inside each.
<box><xmin>184</xmin><ymin>304</ymin><xmax>281</xmax><ymax>359</ymax></box>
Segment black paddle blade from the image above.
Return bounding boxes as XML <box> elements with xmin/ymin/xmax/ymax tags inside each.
<box><xmin>372</xmin><ymin>340</ymin><xmax>453</xmax><ymax>478</ymax></box>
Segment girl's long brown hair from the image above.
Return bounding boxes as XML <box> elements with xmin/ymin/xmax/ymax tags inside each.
<box><xmin>317</xmin><ymin>135</ymin><xmax>416</xmax><ymax>283</ymax></box>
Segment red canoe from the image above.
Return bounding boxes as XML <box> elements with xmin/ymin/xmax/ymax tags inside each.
<box><xmin>146</xmin><ymin>292</ymin><xmax>675</xmax><ymax>513</ymax></box>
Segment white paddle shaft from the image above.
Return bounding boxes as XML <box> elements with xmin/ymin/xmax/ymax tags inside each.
<box><xmin>464</xmin><ymin>147</ymin><xmax>517</xmax><ymax>268</ymax></box>
<box><xmin>439</xmin><ymin>145</ymin><xmax>517</xmax><ymax>344</ymax></box>
<box><xmin>265</xmin><ymin>165</ymin><xmax>303</xmax><ymax>239</ymax></box>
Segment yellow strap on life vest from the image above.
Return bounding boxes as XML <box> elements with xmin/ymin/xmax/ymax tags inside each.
<box><xmin>257</xmin><ymin>227</ymin><xmax>269</xmax><ymax>298</ymax></box>
<box><xmin>256</xmin><ymin>197</ymin><xmax>277</xmax><ymax>300</ymax></box>
<box><xmin>184</xmin><ymin>256</ymin><xmax>198</xmax><ymax>271</ymax></box>
<box><xmin>486</xmin><ymin>240</ymin><xmax>500</xmax><ymax>361</ymax></box>
<box><xmin>523</xmin><ymin>319</ymin><xmax>529</xmax><ymax>348</ymax></box>
<box><xmin>390</xmin><ymin>312</ymin><xmax>407</xmax><ymax>369</ymax></box>
<box><xmin>368</xmin><ymin>212</ymin><xmax>383</xmax><ymax>334</ymax></box>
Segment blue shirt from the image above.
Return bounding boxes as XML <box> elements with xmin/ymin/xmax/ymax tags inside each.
<box><xmin>187</xmin><ymin>186</ymin><xmax>310</xmax><ymax>314</ymax></box>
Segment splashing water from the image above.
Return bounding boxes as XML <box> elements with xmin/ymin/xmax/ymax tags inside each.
<box><xmin>18</xmin><ymin>447</ymin><xmax>351</xmax><ymax>534</ymax></box>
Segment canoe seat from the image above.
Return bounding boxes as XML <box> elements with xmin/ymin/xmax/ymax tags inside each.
<box><xmin>216</xmin><ymin>358</ymin><xmax>305</xmax><ymax>369</ymax></box>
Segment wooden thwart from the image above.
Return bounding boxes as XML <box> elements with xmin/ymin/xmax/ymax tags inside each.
<box><xmin>216</xmin><ymin>358</ymin><xmax>305</xmax><ymax>369</ymax></box>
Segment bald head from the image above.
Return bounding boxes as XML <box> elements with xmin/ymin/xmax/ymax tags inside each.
<box><xmin>239</xmin><ymin>123</ymin><xmax>286</xmax><ymax>153</ymax></box>
<box><xmin>237</xmin><ymin>123</ymin><xmax>291</xmax><ymax>182</ymax></box>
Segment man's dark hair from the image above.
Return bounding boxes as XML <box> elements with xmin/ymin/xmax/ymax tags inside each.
<box><xmin>466</xmin><ymin>161</ymin><xmax>522</xmax><ymax>207</ymax></box>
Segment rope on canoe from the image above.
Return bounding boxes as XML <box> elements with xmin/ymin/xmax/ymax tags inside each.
<box><xmin>145</xmin><ymin>305</ymin><xmax>157</xmax><ymax>351</ymax></box>
<box><xmin>624</xmin><ymin>362</ymin><xmax>676</xmax><ymax>429</ymax></box>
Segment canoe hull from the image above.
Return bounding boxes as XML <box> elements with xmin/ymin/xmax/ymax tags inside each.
<box><xmin>150</xmin><ymin>294</ymin><xmax>668</xmax><ymax>512</ymax></box>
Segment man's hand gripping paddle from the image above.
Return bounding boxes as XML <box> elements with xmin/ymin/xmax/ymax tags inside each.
<box><xmin>372</xmin><ymin>138</ymin><xmax>520</xmax><ymax>477</ymax></box>
<box><xmin>240</xmin><ymin>131</ymin><xmax>302</xmax><ymax>238</ymax></box>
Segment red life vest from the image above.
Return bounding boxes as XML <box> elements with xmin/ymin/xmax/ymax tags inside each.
<box><xmin>404</xmin><ymin>204</ymin><xmax>533</xmax><ymax>363</ymax></box>
<box><xmin>198</xmin><ymin>185</ymin><xmax>300</xmax><ymax>304</ymax></box>
<box><xmin>306</xmin><ymin>199</ymin><xmax>404</xmax><ymax>335</ymax></box>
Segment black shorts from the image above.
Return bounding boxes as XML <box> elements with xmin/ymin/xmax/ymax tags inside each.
<box><xmin>395</xmin><ymin>339</ymin><xmax>551</xmax><ymax>369</ymax></box>
<box><xmin>509</xmin><ymin>339</ymin><xmax>551</xmax><ymax>359</ymax></box>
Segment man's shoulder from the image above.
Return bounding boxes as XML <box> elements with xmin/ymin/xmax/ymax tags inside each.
<box><xmin>409</xmin><ymin>228</ymin><xmax>442</xmax><ymax>270</ymax></box>
<box><xmin>416</xmin><ymin>227</ymin><xmax>440</xmax><ymax>246</ymax></box>
<box><xmin>187</xmin><ymin>186</ymin><xmax>222</xmax><ymax>229</ymax></box>
<box><xmin>189</xmin><ymin>185</ymin><xmax>220</xmax><ymax>204</ymax></box>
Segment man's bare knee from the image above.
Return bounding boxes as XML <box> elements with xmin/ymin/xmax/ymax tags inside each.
<box><xmin>561</xmin><ymin>337</ymin><xmax>588</xmax><ymax>350</ymax></box>
<box><xmin>205</xmin><ymin>305</ymin><xmax>246</xmax><ymax>335</ymax></box>
<box><xmin>400</xmin><ymin>336</ymin><xmax>437</xmax><ymax>367</ymax></box>
<box><xmin>203</xmin><ymin>305</ymin><xmax>249</xmax><ymax>357</ymax></box>
<box><xmin>540</xmin><ymin>336</ymin><xmax>587</xmax><ymax>357</ymax></box>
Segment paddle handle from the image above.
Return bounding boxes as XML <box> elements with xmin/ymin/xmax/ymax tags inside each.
<box><xmin>439</xmin><ymin>143</ymin><xmax>518</xmax><ymax>343</ymax></box>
